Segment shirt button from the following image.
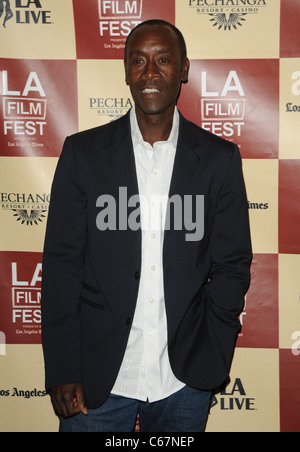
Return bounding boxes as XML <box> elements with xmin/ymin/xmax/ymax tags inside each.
<box><xmin>149</xmin><ymin>298</ymin><xmax>155</xmax><ymax>304</ymax></box>
<box><xmin>148</xmin><ymin>329</ymin><xmax>154</xmax><ymax>336</ymax></box>
<box><xmin>151</xmin><ymin>233</ymin><xmax>156</xmax><ymax>239</ymax></box>
<box><xmin>152</xmin><ymin>170</ymin><xmax>158</xmax><ymax>176</ymax></box>
<box><xmin>151</xmin><ymin>266</ymin><xmax>156</xmax><ymax>271</ymax></box>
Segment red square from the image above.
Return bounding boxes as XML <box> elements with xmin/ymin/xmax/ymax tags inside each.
<box><xmin>237</xmin><ymin>254</ymin><xmax>279</xmax><ymax>349</ymax></box>
<box><xmin>280</xmin><ymin>0</ymin><xmax>300</xmax><ymax>58</ymax></box>
<box><xmin>0</xmin><ymin>251</ymin><xmax>42</xmax><ymax>345</ymax></box>
<box><xmin>279</xmin><ymin>160</ymin><xmax>300</xmax><ymax>254</ymax></box>
<box><xmin>178</xmin><ymin>59</ymin><xmax>279</xmax><ymax>159</ymax></box>
<box><xmin>280</xmin><ymin>349</ymin><xmax>300</xmax><ymax>432</ymax></box>
<box><xmin>0</xmin><ymin>59</ymin><xmax>78</xmax><ymax>157</ymax></box>
<box><xmin>73</xmin><ymin>0</ymin><xmax>175</xmax><ymax>59</ymax></box>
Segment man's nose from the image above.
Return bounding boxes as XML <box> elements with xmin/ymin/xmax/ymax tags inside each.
<box><xmin>143</xmin><ymin>61</ymin><xmax>159</xmax><ymax>80</ymax></box>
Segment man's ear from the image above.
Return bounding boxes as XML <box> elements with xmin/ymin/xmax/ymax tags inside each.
<box><xmin>181</xmin><ymin>57</ymin><xmax>190</xmax><ymax>84</ymax></box>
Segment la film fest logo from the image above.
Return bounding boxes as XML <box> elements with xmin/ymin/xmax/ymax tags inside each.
<box><xmin>11</xmin><ymin>260</ymin><xmax>42</xmax><ymax>332</ymax></box>
<box><xmin>98</xmin><ymin>0</ymin><xmax>143</xmax><ymax>41</ymax></box>
<box><xmin>0</xmin><ymin>0</ymin><xmax>52</xmax><ymax>28</ymax></box>
<box><xmin>188</xmin><ymin>0</ymin><xmax>267</xmax><ymax>31</ymax></box>
<box><xmin>200</xmin><ymin>69</ymin><xmax>246</xmax><ymax>139</ymax></box>
<box><xmin>1</xmin><ymin>68</ymin><xmax>47</xmax><ymax>145</ymax></box>
<box><xmin>0</xmin><ymin>192</ymin><xmax>49</xmax><ymax>226</ymax></box>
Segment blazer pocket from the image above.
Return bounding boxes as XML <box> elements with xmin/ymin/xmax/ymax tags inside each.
<box><xmin>81</xmin><ymin>286</ymin><xmax>105</xmax><ymax>311</ymax></box>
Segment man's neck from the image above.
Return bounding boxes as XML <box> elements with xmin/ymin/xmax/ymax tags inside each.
<box><xmin>135</xmin><ymin>104</ymin><xmax>176</xmax><ymax>147</ymax></box>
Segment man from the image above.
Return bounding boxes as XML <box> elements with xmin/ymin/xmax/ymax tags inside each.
<box><xmin>42</xmin><ymin>20</ymin><xmax>252</xmax><ymax>432</ymax></box>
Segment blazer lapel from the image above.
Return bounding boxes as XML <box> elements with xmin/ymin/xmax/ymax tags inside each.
<box><xmin>169</xmin><ymin>114</ymin><xmax>202</xmax><ymax>199</ymax></box>
<box><xmin>107</xmin><ymin>111</ymin><xmax>203</xmax><ymax>239</ymax></box>
<box><xmin>165</xmin><ymin>114</ymin><xmax>202</xmax><ymax>238</ymax></box>
<box><xmin>108</xmin><ymin>111</ymin><xmax>140</xmax><ymax>200</ymax></box>
<box><xmin>109</xmin><ymin>111</ymin><xmax>201</xmax><ymax>199</ymax></box>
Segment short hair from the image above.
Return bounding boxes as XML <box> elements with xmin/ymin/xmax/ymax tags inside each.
<box><xmin>124</xmin><ymin>19</ymin><xmax>187</xmax><ymax>63</ymax></box>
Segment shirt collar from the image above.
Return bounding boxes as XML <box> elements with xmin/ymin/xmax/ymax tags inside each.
<box><xmin>130</xmin><ymin>105</ymin><xmax>179</xmax><ymax>151</ymax></box>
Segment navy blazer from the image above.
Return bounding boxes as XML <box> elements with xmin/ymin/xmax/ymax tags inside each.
<box><xmin>41</xmin><ymin>111</ymin><xmax>252</xmax><ymax>409</ymax></box>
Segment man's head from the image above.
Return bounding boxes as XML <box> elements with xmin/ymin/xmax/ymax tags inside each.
<box><xmin>124</xmin><ymin>20</ymin><xmax>190</xmax><ymax>117</ymax></box>
<box><xmin>124</xmin><ymin>20</ymin><xmax>188</xmax><ymax>64</ymax></box>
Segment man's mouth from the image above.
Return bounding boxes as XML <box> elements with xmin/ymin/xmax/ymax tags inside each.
<box><xmin>142</xmin><ymin>88</ymin><xmax>161</xmax><ymax>94</ymax></box>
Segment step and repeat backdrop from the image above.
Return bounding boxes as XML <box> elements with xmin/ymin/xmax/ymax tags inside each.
<box><xmin>0</xmin><ymin>0</ymin><xmax>300</xmax><ymax>432</ymax></box>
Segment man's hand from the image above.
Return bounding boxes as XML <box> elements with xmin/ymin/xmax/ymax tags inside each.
<box><xmin>49</xmin><ymin>383</ymin><xmax>88</xmax><ymax>419</ymax></box>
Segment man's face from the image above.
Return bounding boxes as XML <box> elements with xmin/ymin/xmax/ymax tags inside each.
<box><xmin>124</xmin><ymin>25</ymin><xmax>189</xmax><ymax>117</ymax></box>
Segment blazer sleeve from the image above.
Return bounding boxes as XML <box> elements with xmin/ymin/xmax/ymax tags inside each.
<box><xmin>205</xmin><ymin>145</ymin><xmax>252</xmax><ymax>361</ymax></box>
<box><xmin>41</xmin><ymin>136</ymin><xmax>88</xmax><ymax>390</ymax></box>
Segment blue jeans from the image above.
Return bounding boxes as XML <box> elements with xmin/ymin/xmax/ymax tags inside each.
<box><xmin>59</xmin><ymin>386</ymin><xmax>212</xmax><ymax>432</ymax></box>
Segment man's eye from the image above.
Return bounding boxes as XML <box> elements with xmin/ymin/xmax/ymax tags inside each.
<box><xmin>160</xmin><ymin>58</ymin><xmax>169</xmax><ymax>63</ymax></box>
<box><xmin>132</xmin><ymin>59</ymin><xmax>143</xmax><ymax>65</ymax></box>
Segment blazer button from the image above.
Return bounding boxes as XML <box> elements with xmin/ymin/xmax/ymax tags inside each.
<box><xmin>135</xmin><ymin>271</ymin><xmax>140</xmax><ymax>280</ymax></box>
<box><xmin>126</xmin><ymin>317</ymin><xmax>131</xmax><ymax>326</ymax></box>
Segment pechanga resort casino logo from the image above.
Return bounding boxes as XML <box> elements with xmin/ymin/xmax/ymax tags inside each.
<box><xmin>188</xmin><ymin>0</ymin><xmax>267</xmax><ymax>31</ymax></box>
<box><xmin>89</xmin><ymin>97</ymin><xmax>133</xmax><ymax>121</ymax></box>
<box><xmin>0</xmin><ymin>192</ymin><xmax>49</xmax><ymax>226</ymax></box>
<box><xmin>0</xmin><ymin>0</ymin><xmax>52</xmax><ymax>29</ymax></box>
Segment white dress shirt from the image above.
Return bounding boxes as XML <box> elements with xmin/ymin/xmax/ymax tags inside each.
<box><xmin>111</xmin><ymin>106</ymin><xmax>185</xmax><ymax>402</ymax></box>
